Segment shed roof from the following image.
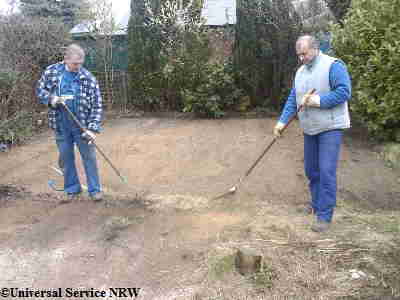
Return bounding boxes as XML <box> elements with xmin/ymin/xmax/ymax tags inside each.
<box><xmin>201</xmin><ymin>0</ymin><xmax>236</xmax><ymax>26</ymax></box>
<box><xmin>70</xmin><ymin>0</ymin><xmax>237</xmax><ymax>35</ymax></box>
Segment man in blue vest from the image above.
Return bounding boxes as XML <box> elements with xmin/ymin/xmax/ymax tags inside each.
<box><xmin>273</xmin><ymin>35</ymin><xmax>352</xmax><ymax>232</ymax></box>
<box><xmin>37</xmin><ymin>44</ymin><xmax>103</xmax><ymax>203</ymax></box>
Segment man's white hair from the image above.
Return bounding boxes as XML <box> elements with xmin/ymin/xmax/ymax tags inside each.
<box><xmin>296</xmin><ymin>35</ymin><xmax>320</xmax><ymax>50</ymax></box>
<box><xmin>64</xmin><ymin>43</ymin><xmax>85</xmax><ymax>59</ymax></box>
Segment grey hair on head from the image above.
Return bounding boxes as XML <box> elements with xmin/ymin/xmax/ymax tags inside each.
<box><xmin>64</xmin><ymin>43</ymin><xmax>85</xmax><ymax>59</ymax></box>
<box><xmin>297</xmin><ymin>35</ymin><xmax>320</xmax><ymax>50</ymax></box>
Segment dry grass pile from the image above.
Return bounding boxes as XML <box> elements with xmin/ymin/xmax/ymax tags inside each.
<box><xmin>191</xmin><ymin>201</ymin><xmax>400</xmax><ymax>300</ymax></box>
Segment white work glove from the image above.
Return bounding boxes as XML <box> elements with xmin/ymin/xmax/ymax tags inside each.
<box><xmin>301</xmin><ymin>94</ymin><xmax>320</xmax><ymax>107</ymax></box>
<box><xmin>273</xmin><ymin>121</ymin><xmax>286</xmax><ymax>138</ymax></box>
<box><xmin>49</xmin><ymin>95</ymin><xmax>73</xmax><ymax>108</ymax></box>
<box><xmin>49</xmin><ymin>96</ymin><xmax>65</xmax><ymax>108</ymax></box>
<box><xmin>81</xmin><ymin>130</ymin><xmax>96</xmax><ymax>144</ymax></box>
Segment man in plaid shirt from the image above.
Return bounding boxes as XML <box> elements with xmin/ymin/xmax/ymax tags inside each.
<box><xmin>37</xmin><ymin>43</ymin><xmax>103</xmax><ymax>202</ymax></box>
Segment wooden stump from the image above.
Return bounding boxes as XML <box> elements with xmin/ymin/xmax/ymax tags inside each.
<box><xmin>234</xmin><ymin>247</ymin><xmax>263</xmax><ymax>276</ymax></box>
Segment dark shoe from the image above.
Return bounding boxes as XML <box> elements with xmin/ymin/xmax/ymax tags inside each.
<box><xmin>297</xmin><ymin>204</ymin><xmax>314</xmax><ymax>215</ymax></box>
<box><xmin>60</xmin><ymin>193</ymin><xmax>80</xmax><ymax>204</ymax></box>
<box><xmin>90</xmin><ymin>192</ymin><xmax>103</xmax><ymax>202</ymax></box>
<box><xmin>311</xmin><ymin>219</ymin><xmax>330</xmax><ymax>233</ymax></box>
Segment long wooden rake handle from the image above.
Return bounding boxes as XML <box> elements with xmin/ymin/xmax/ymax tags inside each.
<box><xmin>243</xmin><ymin>88</ymin><xmax>316</xmax><ymax>180</ymax></box>
<box><xmin>213</xmin><ymin>88</ymin><xmax>316</xmax><ymax>200</ymax></box>
<box><xmin>60</xmin><ymin>102</ymin><xmax>127</xmax><ymax>183</ymax></box>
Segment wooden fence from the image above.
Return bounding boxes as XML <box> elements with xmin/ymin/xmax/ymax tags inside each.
<box><xmin>91</xmin><ymin>70</ymin><xmax>130</xmax><ymax>112</ymax></box>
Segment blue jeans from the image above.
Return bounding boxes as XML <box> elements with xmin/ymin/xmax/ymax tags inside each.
<box><xmin>304</xmin><ymin>130</ymin><xmax>343</xmax><ymax>223</ymax></box>
<box><xmin>55</xmin><ymin>110</ymin><xmax>101</xmax><ymax>196</ymax></box>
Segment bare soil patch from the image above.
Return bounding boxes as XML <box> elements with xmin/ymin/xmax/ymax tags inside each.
<box><xmin>0</xmin><ymin>116</ymin><xmax>399</xmax><ymax>299</ymax></box>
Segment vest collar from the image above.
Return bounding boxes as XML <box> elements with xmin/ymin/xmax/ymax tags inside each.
<box><xmin>305</xmin><ymin>51</ymin><xmax>322</xmax><ymax>70</ymax></box>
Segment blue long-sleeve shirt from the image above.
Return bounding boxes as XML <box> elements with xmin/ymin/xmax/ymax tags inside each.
<box><xmin>279</xmin><ymin>61</ymin><xmax>352</xmax><ymax>124</ymax></box>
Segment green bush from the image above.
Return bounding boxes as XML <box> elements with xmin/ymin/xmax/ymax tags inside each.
<box><xmin>331</xmin><ymin>0</ymin><xmax>400</xmax><ymax>141</ymax></box>
<box><xmin>128</xmin><ymin>0</ymin><xmax>210</xmax><ymax>111</ymax></box>
<box><xmin>161</xmin><ymin>30</ymin><xmax>213</xmax><ymax>111</ymax></box>
<box><xmin>181</xmin><ymin>61</ymin><xmax>244</xmax><ymax>118</ymax></box>
<box><xmin>234</xmin><ymin>0</ymin><xmax>301</xmax><ymax>108</ymax></box>
<box><xmin>0</xmin><ymin>71</ymin><xmax>20</xmax><ymax>120</ymax></box>
<box><xmin>0</xmin><ymin>111</ymin><xmax>35</xmax><ymax>145</ymax></box>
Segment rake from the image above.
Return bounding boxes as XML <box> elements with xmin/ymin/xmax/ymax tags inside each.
<box><xmin>213</xmin><ymin>88</ymin><xmax>316</xmax><ymax>200</ymax></box>
<box><xmin>59</xmin><ymin>100</ymin><xmax>127</xmax><ymax>184</ymax></box>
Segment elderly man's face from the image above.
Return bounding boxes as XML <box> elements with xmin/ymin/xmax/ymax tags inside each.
<box><xmin>296</xmin><ymin>41</ymin><xmax>318</xmax><ymax>66</ymax></box>
<box><xmin>65</xmin><ymin>54</ymin><xmax>84</xmax><ymax>72</ymax></box>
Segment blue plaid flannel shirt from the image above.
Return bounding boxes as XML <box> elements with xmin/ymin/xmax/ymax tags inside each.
<box><xmin>36</xmin><ymin>62</ymin><xmax>103</xmax><ymax>132</ymax></box>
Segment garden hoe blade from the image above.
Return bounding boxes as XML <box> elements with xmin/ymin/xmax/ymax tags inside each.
<box><xmin>48</xmin><ymin>165</ymin><xmax>89</xmax><ymax>192</ymax></box>
<box><xmin>48</xmin><ymin>180</ymin><xmax>64</xmax><ymax>192</ymax></box>
<box><xmin>212</xmin><ymin>184</ymin><xmax>239</xmax><ymax>200</ymax></box>
<box><xmin>211</xmin><ymin>137</ymin><xmax>277</xmax><ymax>200</ymax></box>
<box><xmin>212</xmin><ymin>88</ymin><xmax>316</xmax><ymax>200</ymax></box>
